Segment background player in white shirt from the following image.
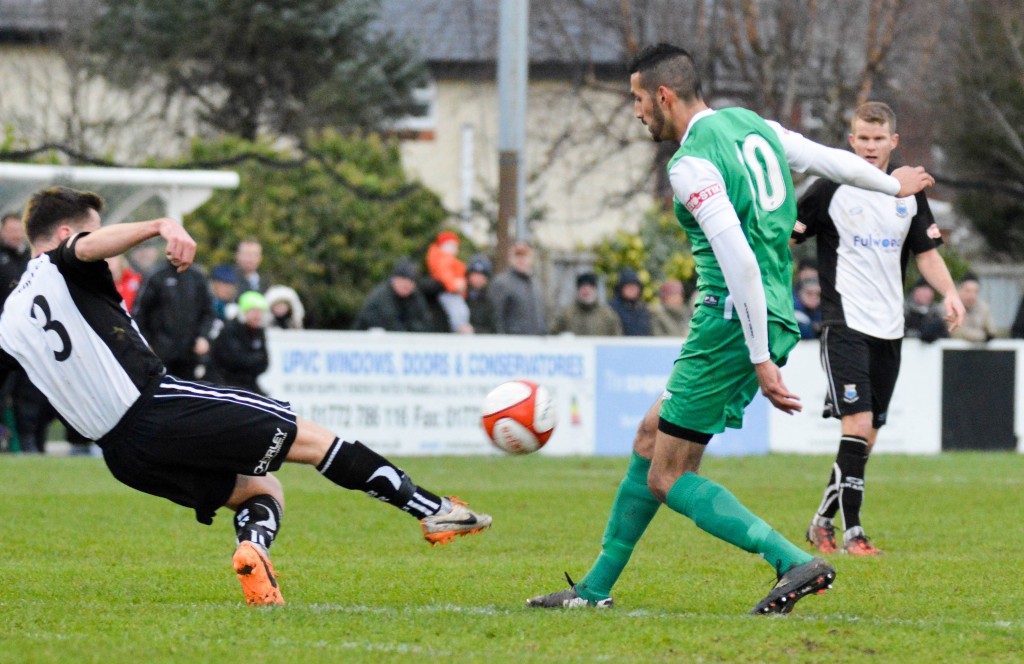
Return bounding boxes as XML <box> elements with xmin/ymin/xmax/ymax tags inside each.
<box><xmin>793</xmin><ymin>102</ymin><xmax>964</xmax><ymax>555</ymax></box>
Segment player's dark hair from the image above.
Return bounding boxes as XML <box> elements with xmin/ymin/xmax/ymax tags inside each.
<box><xmin>628</xmin><ymin>43</ymin><xmax>702</xmax><ymax>102</ymax></box>
<box><xmin>23</xmin><ymin>186</ymin><xmax>104</xmax><ymax>244</ymax></box>
<box><xmin>852</xmin><ymin>101</ymin><xmax>897</xmax><ymax>133</ymax></box>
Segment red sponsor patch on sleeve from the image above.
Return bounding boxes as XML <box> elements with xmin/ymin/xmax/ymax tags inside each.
<box><xmin>927</xmin><ymin>223</ymin><xmax>942</xmax><ymax>239</ymax></box>
<box><xmin>685</xmin><ymin>183</ymin><xmax>723</xmax><ymax>213</ymax></box>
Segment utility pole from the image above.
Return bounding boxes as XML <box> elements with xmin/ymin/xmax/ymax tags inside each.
<box><xmin>496</xmin><ymin>0</ymin><xmax>528</xmax><ymax>271</ymax></box>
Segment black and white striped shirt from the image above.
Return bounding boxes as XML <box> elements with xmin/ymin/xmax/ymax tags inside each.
<box><xmin>794</xmin><ymin>180</ymin><xmax>942</xmax><ymax>339</ymax></box>
<box><xmin>0</xmin><ymin>234</ymin><xmax>164</xmax><ymax>440</ymax></box>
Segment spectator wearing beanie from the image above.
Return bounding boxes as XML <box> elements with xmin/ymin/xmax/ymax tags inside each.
<box><xmin>210</xmin><ymin>291</ymin><xmax>270</xmax><ymax>393</ymax></box>
<box><xmin>551</xmin><ymin>272</ymin><xmax>622</xmax><ymax>336</ymax></box>
<box><xmin>353</xmin><ymin>257</ymin><xmax>432</xmax><ymax>332</ymax></box>
<box><xmin>466</xmin><ymin>254</ymin><xmax>497</xmax><ymax>334</ymax></box>
<box><xmin>610</xmin><ymin>268</ymin><xmax>652</xmax><ymax>336</ymax></box>
<box><xmin>210</xmin><ymin>264</ymin><xmax>239</xmax><ymax>324</ymax></box>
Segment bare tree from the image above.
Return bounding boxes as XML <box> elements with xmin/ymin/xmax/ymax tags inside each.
<box><xmin>504</xmin><ymin>0</ymin><xmax>955</xmax><ymax>224</ymax></box>
<box><xmin>935</xmin><ymin>0</ymin><xmax>1024</xmax><ymax>257</ymax></box>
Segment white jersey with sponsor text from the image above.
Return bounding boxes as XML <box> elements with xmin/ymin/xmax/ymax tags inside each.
<box><xmin>795</xmin><ymin>180</ymin><xmax>940</xmax><ymax>339</ymax></box>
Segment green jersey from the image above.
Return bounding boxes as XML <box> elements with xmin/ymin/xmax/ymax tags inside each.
<box><xmin>668</xmin><ymin>107</ymin><xmax>797</xmax><ymax>330</ymax></box>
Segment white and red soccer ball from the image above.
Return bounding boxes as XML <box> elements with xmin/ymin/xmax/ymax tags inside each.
<box><xmin>481</xmin><ymin>379</ymin><xmax>557</xmax><ymax>455</ymax></box>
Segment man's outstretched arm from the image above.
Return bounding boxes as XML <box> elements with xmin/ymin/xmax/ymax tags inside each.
<box><xmin>770</xmin><ymin>122</ymin><xmax>935</xmax><ymax>197</ymax></box>
<box><xmin>74</xmin><ymin>218</ymin><xmax>196</xmax><ymax>272</ymax></box>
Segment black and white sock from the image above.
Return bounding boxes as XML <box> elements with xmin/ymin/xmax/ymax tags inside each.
<box><xmin>317</xmin><ymin>439</ymin><xmax>447</xmax><ymax>519</ymax></box>
<box><xmin>814</xmin><ymin>462</ymin><xmax>842</xmax><ymax>523</ymax></box>
<box><xmin>234</xmin><ymin>494</ymin><xmax>283</xmax><ymax>551</ymax></box>
<box><xmin>816</xmin><ymin>435</ymin><xmax>869</xmax><ymax>526</ymax></box>
<box><xmin>835</xmin><ymin>435</ymin><xmax>868</xmax><ymax>530</ymax></box>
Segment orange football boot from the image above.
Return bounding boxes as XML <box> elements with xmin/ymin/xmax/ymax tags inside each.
<box><xmin>232</xmin><ymin>541</ymin><xmax>284</xmax><ymax>606</ymax></box>
<box><xmin>420</xmin><ymin>497</ymin><xmax>492</xmax><ymax>546</ymax></box>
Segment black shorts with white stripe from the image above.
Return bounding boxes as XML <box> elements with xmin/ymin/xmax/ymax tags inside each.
<box><xmin>99</xmin><ymin>375</ymin><xmax>299</xmax><ymax>525</ymax></box>
<box><xmin>819</xmin><ymin>325</ymin><xmax>902</xmax><ymax>429</ymax></box>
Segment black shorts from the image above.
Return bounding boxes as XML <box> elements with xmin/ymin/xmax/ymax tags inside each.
<box><xmin>100</xmin><ymin>375</ymin><xmax>298</xmax><ymax>525</ymax></box>
<box><xmin>819</xmin><ymin>325</ymin><xmax>902</xmax><ymax>429</ymax></box>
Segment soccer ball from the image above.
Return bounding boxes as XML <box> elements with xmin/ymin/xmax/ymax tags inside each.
<box><xmin>481</xmin><ymin>379</ymin><xmax>557</xmax><ymax>455</ymax></box>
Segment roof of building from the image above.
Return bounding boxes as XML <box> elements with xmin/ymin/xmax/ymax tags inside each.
<box><xmin>0</xmin><ymin>0</ymin><xmax>68</xmax><ymax>39</ymax></box>
<box><xmin>0</xmin><ymin>0</ymin><xmax>629</xmax><ymax>66</ymax></box>
<box><xmin>377</xmin><ymin>0</ymin><xmax>625</xmax><ymax>66</ymax></box>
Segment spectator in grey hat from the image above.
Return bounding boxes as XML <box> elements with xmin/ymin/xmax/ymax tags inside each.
<box><xmin>466</xmin><ymin>254</ymin><xmax>497</xmax><ymax>334</ymax></box>
<box><xmin>353</xmin><ymin>257</ymin><xmax>432</xmax><ymax>332</ymax></box>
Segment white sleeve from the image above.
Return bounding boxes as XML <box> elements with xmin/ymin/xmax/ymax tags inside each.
<box><xmin>767</xmin><ymin>121</ymin><xmax>900</xmax><ymax>196</ymax></box>
<box><xmin>710</xmin><ymin>225</ymin><xmax>771</xmax><ymax>363</ymax></box>
<box><xmin>668</xmin><ymin>156</ymin><xmax>741</xmax><ymax>241</ymax></box>
<box><xmin>669</xmin><ymin>156</ymin><xmax>769</xmax><ymax>363</ymax></box>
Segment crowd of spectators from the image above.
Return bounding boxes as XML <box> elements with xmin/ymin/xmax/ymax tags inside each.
<box><xmin>6</xmin><ymin>212</ymin><xmax>1022</xmax><ymax>454</ymax></box>
<box><xmin>352</xmin><ymin>235</ymin><xmax>695</xmax><ymax>341</ymax></box>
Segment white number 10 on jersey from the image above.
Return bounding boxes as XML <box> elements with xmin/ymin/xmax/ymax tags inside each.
<box><xmin>740</xmin><ymin>134</ymin><xmax>786</xmax><ymax>212</ymax></box>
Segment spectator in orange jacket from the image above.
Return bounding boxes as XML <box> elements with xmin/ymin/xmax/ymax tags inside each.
<box><xmin>426</xmin><ymin>230</ymin><xmax>472</xmax><ymax>333</ymax></box>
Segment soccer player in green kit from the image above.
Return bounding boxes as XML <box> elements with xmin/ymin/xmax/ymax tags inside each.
<box><xmin>527</xmin><ymin>44</ymin><xmax>936</xmax><ymax>615</ymax></box>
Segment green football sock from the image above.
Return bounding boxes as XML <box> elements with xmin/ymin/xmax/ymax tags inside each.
<box><xmin>665</xmin><ymin>472</ymin><xmax>812</xmax><ymax>575</ymax></box>
<box><xmin>575</xmin><ymin>453</ymin><xmax>660</xmax><ymax>602</ymax></box>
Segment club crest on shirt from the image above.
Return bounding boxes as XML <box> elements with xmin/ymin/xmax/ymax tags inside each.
<box><xmin>895</xmin><ymin>199</ymin><xmax>909</xmax><ymax>218</ymax></box>
<box><xmin>842</xmin><ymin>384</ymin><xmax>859</xmax><ymax>404</ymax></box>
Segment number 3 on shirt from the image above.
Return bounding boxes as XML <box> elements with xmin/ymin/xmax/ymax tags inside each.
<box><xmin>741</xmin><ymin>134</ymin><xmax>786</xmax><ymax>212</ymax></box>
<box><xmin>30</xmin><ymin>295</ymin><xmax>72</xmax><ymax>361</ymax></box>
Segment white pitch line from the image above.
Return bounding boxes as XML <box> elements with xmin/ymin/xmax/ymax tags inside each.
<box><xmin>298</xmin><ymin>603</ymin><xmax>1022</xmax><ymax>630</ymax></box>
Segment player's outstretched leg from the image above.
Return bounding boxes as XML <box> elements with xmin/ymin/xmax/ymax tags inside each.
<box><xmin>316</xmin><ymin>437</ymin><xmax>491</xmax><ymax>545</ymax></box>
<box><xmin>421</xmin><ymin>496</ymin><xmax>491</xmax><ymax>545</ymax></box>
<box><xmin>231</xmin><ymin>492</ymin><xmax>285</xmax><ymax>606</ymax></box>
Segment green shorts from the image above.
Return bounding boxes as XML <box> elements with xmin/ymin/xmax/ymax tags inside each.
<box><xmin>659</xmin><ymin>306</ymin><xmax>799</xmax><ymax>435</ymax></box>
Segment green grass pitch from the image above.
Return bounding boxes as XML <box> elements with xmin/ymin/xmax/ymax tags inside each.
<box><xmin>1</xmin><ymin>453</ymin><xmax>1021</xmax><ymax>662</ymax></box>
